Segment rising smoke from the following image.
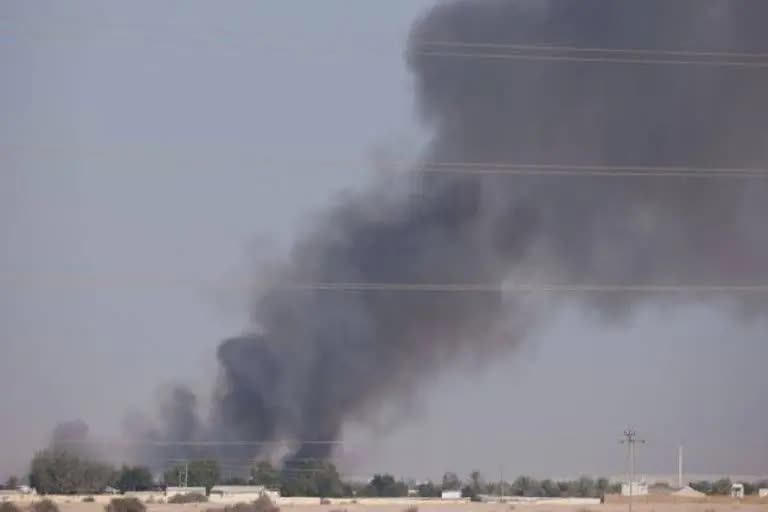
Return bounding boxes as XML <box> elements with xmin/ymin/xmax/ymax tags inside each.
<box><xmin>127</xmin><ymin>0</ymin><xmax>768</xmax><ymax>467</ymax></box>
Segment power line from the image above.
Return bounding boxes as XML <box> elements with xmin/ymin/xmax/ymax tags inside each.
<box><xmin>620</xmin><ymin>429</ymin><xmax>646</xmax><ymax>512</ymax></box>
<box><xmin>419</xmin><ymin>40</ymin><xmax>768</xmax><ymax>61</ymax></box>
<box><xmin>7</xmin><ymin>142</ymin><xmax>768</xmax><ymax>178</ymax></box>
<box><xmin>4</xmin><ymin>16</ymin><xmax>768</xmax><ymax>65</ymax></box>
<box><xmin>4</xmin><ymin>15</ymin><xmax>768</xmax><ymax>68</ymax></box>
<box><xmin>413</xmin><ymin>49</ymin><xmax>768</xmax><ymax>69</ymax></box>
<box><xmin>421</xmin><ymin>162</ymin><xmax>768</xmax><ymax>179</ymax></box>
<box><xmin>55</xmin><ymin>439</ymin><xmax>348</xmax><ymax>446</ymax></box>
<box><xmin>276</xmin><ymin>283</ymin><xmax>768</xmax><ymax>294</ymax></box>
<box><xmin>4</xmin><ymin>277</ymin><xmax>768</xmax><ymax>293</ymax></box>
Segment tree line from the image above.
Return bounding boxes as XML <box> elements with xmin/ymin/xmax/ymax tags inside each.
<box><xmin>689</xmin><ymin>478</ymin><xmax>768</xmax><ymax>496</ymax></box>
<box><xmin>21</xmin><ymin>450</ymin><xmax>687</xmax><ymax>499</ymax></box>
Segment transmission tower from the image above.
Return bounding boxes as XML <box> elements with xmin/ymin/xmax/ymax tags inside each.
<box><xmin>620</xmin><ymin>429</ymin><xmax>645</xmax><ymax>512</ymax></box>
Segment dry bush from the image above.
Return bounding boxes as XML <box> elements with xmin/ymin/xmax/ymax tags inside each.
<box><xmin>253</xmin><ymin>495</ymin><xmax>279</xmax><ymax>512</ymax></box>
<box><xmin>320</xmin><ymin>498</ymin><xmax>332</xmax><ymax>505</ymax></box>
<box><xmin>212</xmin><ymin>504</ymin><xmax>251</xmax><ymax>512</ymax></box>
<box><xmin>404</xmin><ymin>506</ymin><xmax>418</xmax><ymax>512</ymax></box>
<box><xmin>168</xmin><ymin>493</ymin><xmax>208</xmax><ymax>504</ymax></box>
<box><xmin>83</xmin><ymin>497</ymin><xmax>96</xmax><ymax>503</ymax></box>
<box><xmin>31</xmin><ymin>499</ymin><xmax>60</xmax><ymax>512</ymax></box>
<box><xmin>0</xmin><ymin>503</ymin><xmax>22</xmax><ymax>512</ymax></box>
<box><xmin>208</xmin><ymin>496</ymin><xmax>279</xmax><ymax>512</ymax></box>
<box><xmin>105</xmin><ymin>497</ymin><xmax>146</xmax><ymax>512</ymax></box>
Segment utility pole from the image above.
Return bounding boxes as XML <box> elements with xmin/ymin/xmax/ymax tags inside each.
<box><xmin>678</xmin><ymin>445</ymin><xmax>683</xmax><ymax>489</ymax></box>
<box><xmin>177</xmin><ymin>462</ymin><xmax>189</xmax><ymax>488</ymax></box>
<box><xmin>499</xmin><ymin>465</ymin><xmax>504</xmax><ymax>503</ymax></box>
<box><xmin>620</xmin><ymin>428</ymin><xmax>645</xmax><ymax>512</ymax></box>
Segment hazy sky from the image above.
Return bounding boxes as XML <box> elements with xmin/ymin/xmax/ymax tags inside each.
<box><xmin>1</xmin><ymin>1</ymin><xmax>766</xmax><ymax>482</ymax></box>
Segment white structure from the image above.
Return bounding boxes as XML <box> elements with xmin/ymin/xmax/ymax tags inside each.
<box><xmin>758</xmin><ymin>488</ymin><xmax>768</xmax><ymax>498</ymax></box>
<box><xmin>123</xmin><ymin>491</ymin><xmax>165</xmax><ymax>503</ymax></box>
<box><xmin>730</xmin><ymin>483</ymin><xmax>744</xmax><ymax>499</ymax></box>
<box><xmin>209</xmin><ymin>485</ymin><xmax>279</xmax><ymax>503</ymax></box>
<box><xmin>672</xmin><ymin>486</ymin><xmax>705</xmax><ymax>499</ymax></box>
<box><xmin>621</xmin><ymin>482</ymin><xmax>649</xmax><ymax>496</ymax></box>
<box><xmin>441</xmin><ymin>490</ymin><xmax>462</xmax><ymax>500</ymax></box>
<box><xmin>165</xmin><ymin>486</ymin><xmax>207</xmax><ymax>498</ymax></box>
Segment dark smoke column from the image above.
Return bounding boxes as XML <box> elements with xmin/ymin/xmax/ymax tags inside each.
<box><xmin>198</xmin><ymin>0</ymin><xmax>768</xmax><ymax>462</ymax></box>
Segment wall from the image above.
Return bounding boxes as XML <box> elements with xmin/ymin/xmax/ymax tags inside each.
<box><xmin>209</xmin><ymin>493</ymin><xmax>265</xmax><ymax>504</ymax></box>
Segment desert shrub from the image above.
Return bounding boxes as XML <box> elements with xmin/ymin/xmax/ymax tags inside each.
<box><xmin>215</xmin><ymin>504</ymin><xmax>254</xmax><ymax>512</ymax></box>
<box><xmin>168</xmin><ymin>493</ymin><xmax>208</xmax><ymax>504</ymax></box>
<box><xmin>105</xmin><ymin>497</ymin><xmax>146</xmax><ymax>512</ymax></box>
<box><xmin>208</xmin><ymin>496</ymin><xmax>279</xmax><ymax>512</ymax></box>
<box><xmin>404</xmin><ymin>507</ymin><xmax>418</xmax><ymax>512</ymax></box>
<box><xmin>320</xmin><ymin>498</ymin><xmax>331</xmax><ymax>505</ymax></box>
<box><xmin>252</xmin><ymin>495</ymin><xmax>279</xmax><ymax>512</ymax></box>
<box><xmin>31</xmin><ymin>499</ymin><xmax>60</xmax><ymax>512</ymax></box>
<box><xmin>0</xmin><ymin>503</ymin><xmax>22</xmax><ymax>512</ymax></box>
<box><xmin>83</xmin><ymin>497</ymin><xmax>96</xmax><ymax>503</ymax></box>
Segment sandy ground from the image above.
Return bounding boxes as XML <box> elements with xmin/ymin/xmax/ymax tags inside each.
<box><xmin>48</xmin><ymin>501</ymin><xmax>768</xmax><ymax>512</ymax></box>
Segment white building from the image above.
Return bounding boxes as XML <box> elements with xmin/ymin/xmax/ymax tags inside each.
<box><xmin>730</xmin><ymin>484</ymin><xmax>744</xmax><ymax>499</ymax></box>
<box><xmin>165</xmin><ymin>486</ymin><xmax>207</xmax><ymax>498</ymax></box>
<box><xmin>441</xmin><ymin>490</ymin><xmax>463</xmax><ymax>500</ymax></box>
<box><xmin>621</xmin><ymin>482</ymin><xmax>648</xmax><ymax>496</ymax></box>
<box><xmin>209</xmin><ymin>485</ymin><xmax>279</xmax><ymax>503</ymax></box>
<box><xmin>758</xmin><ymin>488</ymin><xmax>768</xmax><ymax>498</ymax></box>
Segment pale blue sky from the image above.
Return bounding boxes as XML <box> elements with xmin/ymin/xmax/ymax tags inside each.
<box><xmin>2</xmin><ymin>1</ymin><xmax>766</xmax><ymax>482</ymax></box>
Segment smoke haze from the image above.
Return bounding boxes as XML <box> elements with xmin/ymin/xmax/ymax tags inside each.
<box><xmin>3</xmin><ymin>0</ymin><xmax>768</xmax><ymax>479</ymax></box>
<box><xmin>154</xmin><ymin>0</ymin><xmax>768</xmax><ymax>465</ymax></box>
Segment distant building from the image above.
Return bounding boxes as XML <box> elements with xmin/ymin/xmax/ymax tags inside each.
<box><xmin>441</xmin><ymin>490</ymin><xmax>462</xmax><ymax>500</ymax></box>
<box><xmin>621</xmin><ymin>482</ymin><xmax>648</xmax><ymax>496</ymax></box>
<box><xmin>165</xmin><ymin>486</ymin><xmax>207</xmax><ymax>498</ymax></box>
<box><xmin>730</xmin><ymin>484</ymin><xmax>744</xmax><ymax>499</ymax></box>
<box><xmin>758</xmin><ymin>488</ymin><xmax>768</xmax><ymax>498</ymax></box>
<box><xmin>209</xmin><ymin>485</ymin><xmax>279</xmax><ymax>503</ymax></box>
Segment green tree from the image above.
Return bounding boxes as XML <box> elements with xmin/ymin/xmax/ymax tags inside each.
<box><xmin>164</xmin><ymin>460</ymin><xmax>220</xmax><ymax>493</ymax></box>
<box><xmin>4</xmin><ymin>476</ymin><xmax>19</xmax><ymax>490</ymax></box>
<box><xmin>690</xmin><ymin>481</ymin><xmax>712</xmax><ymax>494</ymax></box>
<box><xmin>576</xmin><ymin>476</ymin><xmax>597</xmax><ymax>497</ymax></box>
<box><xmin>711</xmin><ymin>478</ymin><xmax>732</xmax><ymax>495</ymax></box>
<box><xmin>441</xmin><ymin>472</ymin><xmax>461</xmax><ymax>491</ymax></box>
<box><xmin>511</xmin><ymin>476</ymin><xmax>541</xmax><ymax>497</ymax></box>
<box><xmin>741</xmin><ymin>482</ymin><xmax>755</xmax><ymax>495</ymax></box>
<box><xmin>221</xmin><ymin>477</ymin><xmax>248</xmax><ymax>485</ymax></box>
<box><xmin>116</xmin><ymin>466</ymin><xmax>153</xmax><ymax>492</ymax></box>
<box><xmin>541</xmin><ymin>479</ymin><xmax>560</xmax><ymax>497</ymax></box>
<box><xmin>416</xmin><ymin>481</ymin><xmax>440</xmax><ymax>498</ymax></box>
<box><xmin>250</xmin><ymin>461</ymin><xmax>280</xmax><ymax>488</ymax></box>
<box><xmin>30</xmin><ymin>450</ymin><xmax>116</xmax><ymax>494</ymax></box>
<box><xmin>361</xmin><ymin>474</ymin><xmax>408</xmax><ymax>497</ymax></box>
<box><xmin>469</xmin><ymin>471</ymin><xmax>482</xmax><ymax>494</ymax></box>
<box><xmin>280</xmin><ymin>460</ymin><xmax>344</xmax><ymax>498</ymax></box>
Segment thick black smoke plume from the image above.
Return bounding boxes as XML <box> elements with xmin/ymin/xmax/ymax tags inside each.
<box><xmin>154</xmin><ymin>0</ymin><xmax>768</xmax><ymax>465</ymax></box>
